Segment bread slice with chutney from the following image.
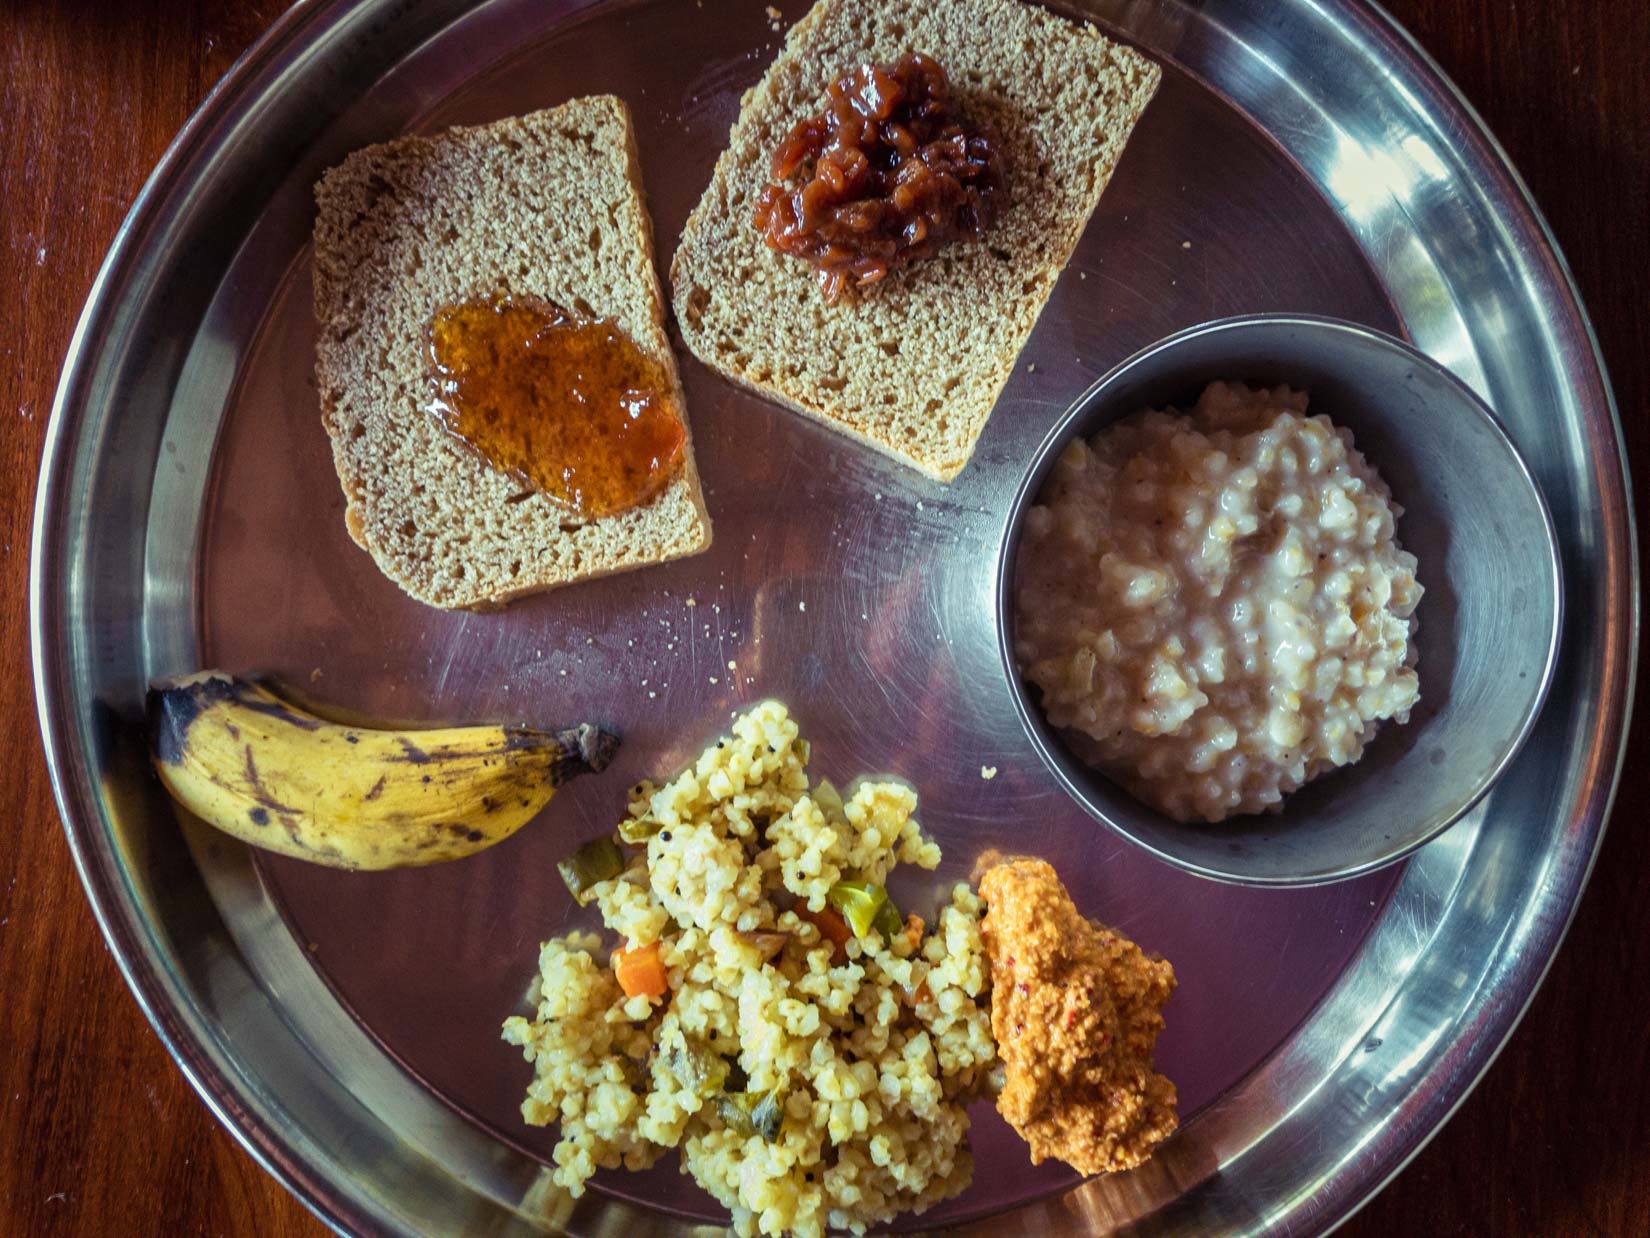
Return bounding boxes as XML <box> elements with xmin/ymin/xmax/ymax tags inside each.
<box><xmin>671</xmin><ymin>0</ymin><xmax>1160</xmax><ymax>481</ymax></box>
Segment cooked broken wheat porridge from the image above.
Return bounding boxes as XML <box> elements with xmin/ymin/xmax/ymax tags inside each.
<box><xmin>1014</xmin><ymin>380</ymin><xmax>1422</xmax><ymax>823</ymax></box>
<box><xmin>503</xmin><ymin>702</ymin><xmax>998</xmax><ymax>1238</ymax></box>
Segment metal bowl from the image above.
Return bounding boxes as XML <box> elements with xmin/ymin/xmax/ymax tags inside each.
<box><xmin>997</xmin><ymin>315</ymin><xmax>1563</xmax><ymax>885</ymax></box>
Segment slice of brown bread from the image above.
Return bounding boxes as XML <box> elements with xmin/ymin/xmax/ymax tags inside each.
<box><xmin>314</xmin><ymin>96</ymin><xmax>711</xmax><ymax>610</ymax></box>
<box><xmin>671</xmin><ymin>0</ymin><xmax>1160</xmax><ymax>481</ymax></box>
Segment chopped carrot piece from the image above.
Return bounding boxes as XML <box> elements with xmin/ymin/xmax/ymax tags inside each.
<box><xmin>899</xmin><ymin>976</ymin><xmax>934</xmax><ymax>1008</ymax></box>
<box><xmin>904</xmin><ymin>913</ymin><xmax>924</xmax><ymax>951</ymax></box>
<box><xmin>612</xmin><ymin>941</ymin><xmax>668</xmax><ymax>998</ymax></box>
<box><xmin>798</xmin><ymin>905</ymin><xmax>851</xmax><ymax>963</ymax></box>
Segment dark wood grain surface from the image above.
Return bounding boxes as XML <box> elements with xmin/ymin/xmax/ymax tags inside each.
<box><xmin>1</xmin><ymin>0</ymin><xmax>1644</xmax><ymax>1233</ymax></box>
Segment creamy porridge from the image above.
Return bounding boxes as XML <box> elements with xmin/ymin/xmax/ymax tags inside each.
<box><xmin>1014</xmin><ymin>380</ymin><xmax>1422</xmax><ymax>823</ymax></box>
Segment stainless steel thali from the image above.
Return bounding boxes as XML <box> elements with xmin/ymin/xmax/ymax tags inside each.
<box><xmin>30</xmin><ymin>0</ymin><xmax>1636</xmax><ymax>1234</ymax></box>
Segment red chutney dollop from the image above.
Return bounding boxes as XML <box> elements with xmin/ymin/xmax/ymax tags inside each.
<box><xmin>978</xmin><ymin>855</ymin><xmax>1178</xmax><ymax>1174</ymax></box>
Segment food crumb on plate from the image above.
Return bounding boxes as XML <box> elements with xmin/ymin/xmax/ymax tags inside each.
<box><xmin>980</xmin><ymin>766</ymin><xmax>997</xmax><ymax>780</ymax></box>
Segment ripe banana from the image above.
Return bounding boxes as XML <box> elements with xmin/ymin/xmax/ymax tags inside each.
<box><xmin>147</xmin><ymin>671</ymin><xmax>619</xmax><ymax>870</ymax></box>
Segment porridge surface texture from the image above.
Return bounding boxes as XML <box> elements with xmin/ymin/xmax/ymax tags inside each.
<box><xmin>1014</xmin><ymin>380</ymin><xmax>1422</xmax><ymax>823</ymax></box>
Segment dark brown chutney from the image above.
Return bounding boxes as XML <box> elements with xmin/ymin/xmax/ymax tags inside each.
<box><xmin>753</xmin><ymin>52</ymin><xmax>1002</xmax><ymax>304</ymax></box>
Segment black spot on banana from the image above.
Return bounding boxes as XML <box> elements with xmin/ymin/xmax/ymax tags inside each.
<box><xmin>146</xmin><ymin>671</ymin><xmax>619</xmax><ymax>870</ymax></box>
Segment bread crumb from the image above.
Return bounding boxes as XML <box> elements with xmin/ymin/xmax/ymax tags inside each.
<box><xmin>727</xmin><ymin>660</ymin><xmax>738</xmax><ymax>670</ymax></box>
<box><xmin>710</xmin><ymin>677</ymin><xmax>720</xmax><ymax>685</ymax></box>
<box><xmin>766</xmin><ymin>5</ymin><xmax>782</xmax><ymax>29</ymax></box>
<box><xmin>686</xmin><ymin>597</ymin><xmax>697</xmax><ymax>607</ymax></box>
<box><xmin>980</xmin><ymin>766</ymin><xmax>998</xmax><ymax>780</ymax></box>
<box><xmin>1181</xmin><ymin>240</ymin><xmax>1192</xmax><ymax>249</ymax></box>
<box><xmin>1027</xmin><ymin>363</ymin><xmax>1037</xmax><ymax>373</ymax></box>
<box><xmin>799</xmin><ymin>601</ymin><xmax>807</xmax><ymax>612</ymax></box>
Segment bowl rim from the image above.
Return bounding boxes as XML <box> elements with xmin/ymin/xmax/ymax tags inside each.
<box><xmin>994</xmin><ymin>311</ymin><xmax>1565</xmax><ymax>887</ymax></box>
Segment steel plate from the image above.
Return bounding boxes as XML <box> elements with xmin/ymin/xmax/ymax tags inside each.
<box><xmin>31</xmin><ymin>0</ymin><xmax>1636</xmax><ymax>1235</ymax></box>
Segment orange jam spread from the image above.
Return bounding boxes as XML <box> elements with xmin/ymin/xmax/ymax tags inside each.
<box><xmin>427</xmin><ymin>295</ymin><xmax>685</xmax><ymax>519</ymax></box>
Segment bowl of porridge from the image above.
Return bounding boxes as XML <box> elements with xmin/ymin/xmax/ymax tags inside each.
<box><xmin>997</xmin><ymin>315</ymin><xmax>1561</xmax><ymax>885</ymax></box>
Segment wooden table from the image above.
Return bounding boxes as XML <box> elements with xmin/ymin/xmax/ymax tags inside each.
<box><xmin>1</xmin><ymin>1</ymin><xmax>1643</xmax><ymax>1233</ymax></box>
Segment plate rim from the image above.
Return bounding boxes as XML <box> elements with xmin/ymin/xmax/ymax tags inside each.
<box><xmin>30</xmin><ymin>0</ymin><xmax>1639</xmax><ymax>1234</ymax></box>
